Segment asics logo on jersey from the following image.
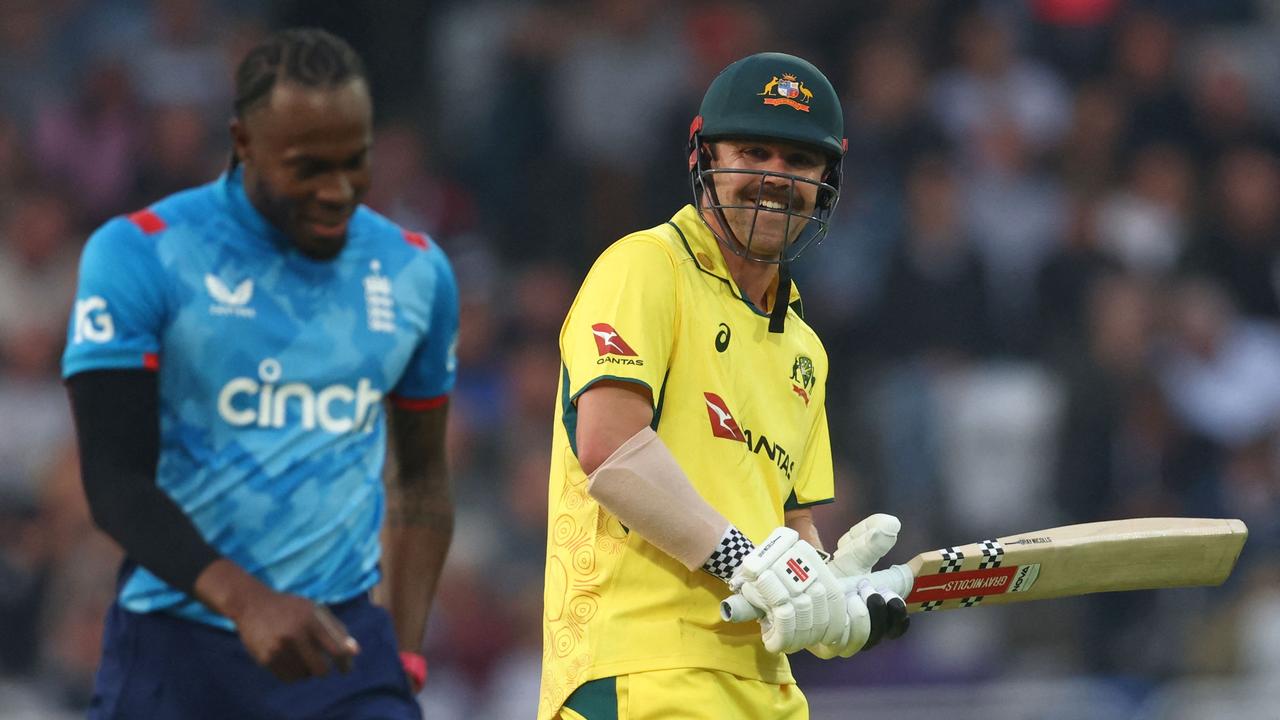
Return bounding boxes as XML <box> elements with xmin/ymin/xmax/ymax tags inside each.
<box><xmin>715</xmin><ymin>323</ymin><xmax>731</xmax><ymax>352</ymax></box>
<box><xmin>703</xmin><ymin>391</ymin><xmax>797</xmax><ymax>479</ymax></box>
<box><xmin>205</xmin><ymin>274</ymin><xmax>256</xmax><ymax>318</ymax></box>
<box><xmin>592</xmin><ymin>323</ymin><xmax>644</xmax><ymax>366</ymax></box>
<box><xmin>217</xmin><ymin>358</ymin><xmax>382</xmax><ymax>433</ymax></box>
<box><xmin>703</xmin><ymin>392</ymin><xmax>746</xmax><ymax>442</ymax></box>
<box><xmin>73</xmin><ymin>296</ymin><xmax>115</xmax><ymax>344</ymax></box>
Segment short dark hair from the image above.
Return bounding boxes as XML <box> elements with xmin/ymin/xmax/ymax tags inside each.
<box><xmin>233</xmin><ymin>28</ymin><xmax>366</xmax><ymax>118</ymax></box>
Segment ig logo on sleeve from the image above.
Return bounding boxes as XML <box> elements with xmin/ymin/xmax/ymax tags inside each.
<box><xmin>73</xmin><ymin>296</ymin><xmax>115</xmax><ymax>344</ymax></box>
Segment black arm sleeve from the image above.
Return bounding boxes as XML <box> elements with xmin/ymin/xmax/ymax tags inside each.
<box><xmin>67</xmin><ymin>369</ymin><xmax>221</xmax><ymax>595</ymax></box>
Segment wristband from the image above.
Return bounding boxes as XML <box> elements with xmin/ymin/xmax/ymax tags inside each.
<box><xmin>701</xmin><ymin>525</ymin><xmax>755</xmax><ymax>583</ymax></box>
<box><xmin>399</xmin><ymin>651</ymin><xmax>427</xmax><ymax>690</ymax></box>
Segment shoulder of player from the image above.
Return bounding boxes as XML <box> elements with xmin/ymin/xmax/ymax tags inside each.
<box><xmin>592</xmin><ymin>227</ymin><xmax>682</xmax><ymax>276</ymax></box>
<box><xmin>87</xmin><ymin>182</ymin><xmax>221</xmax><ymax>252</ymax></box>
<box><xmin>788</xmin><ymin>313</ymin><xmax>830</xmax><ymax>370</ymax></box>
<box><xmin>85</xmin><ymin>208</ymin><xmax>169</xmax><ymax>258</ymax></box>
<box><xmin>348</xmin><ymin>206</ymin><xmax>448</xmax><ymax>267</ymax></box>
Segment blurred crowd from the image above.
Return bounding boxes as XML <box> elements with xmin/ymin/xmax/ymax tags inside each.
<box><xmin>2</xmin><ymin>0</ymin><xmax>1279</xmax><ymax>717</ymax></box>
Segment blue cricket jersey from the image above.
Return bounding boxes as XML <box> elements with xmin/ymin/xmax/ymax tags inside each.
<box><xmin>62</xmin><ymin>169</ymin><xmax>459</xmax><ymax>629</ymax></box>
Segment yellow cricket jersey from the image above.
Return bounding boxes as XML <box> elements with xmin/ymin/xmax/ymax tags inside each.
<box><xmin>539</xmin><ymin>205</ymin><xmax>835</xmax><ymax>719</ymax></box>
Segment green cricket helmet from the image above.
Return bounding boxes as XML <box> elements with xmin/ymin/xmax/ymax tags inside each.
<box><xmin>688</xmin><ymin>52</ymin><xmax>847</xmax><ymax>269</ymax></box>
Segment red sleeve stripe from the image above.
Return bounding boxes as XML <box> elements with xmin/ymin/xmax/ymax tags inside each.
<box><xmin>143</xmin><ymin>353</ymin><xmax>160</xmax><ymax>370</ymax></box>
<box><xmin>401</xmin><ymin>229</ymin><xmax>430</xmax><ymax>250</ymax></box>
<box><xmin>390</xmin><ymin>394</ymin><xmax>448</xmax><ymax>411</ymax></box>
<box><xmin>127</xmin><ymin>209</ymin><xmax>167</xmax><ymax>234</ymax></box>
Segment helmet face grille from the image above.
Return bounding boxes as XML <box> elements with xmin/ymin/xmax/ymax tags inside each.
<box><xmin>689</xmin><ymin>133</ymin><xmax>842</xmax><ymax>265</ymax></box>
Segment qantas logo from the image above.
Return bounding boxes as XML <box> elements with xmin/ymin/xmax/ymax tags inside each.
<box><xmin>704</xmin><ymin>391</ymin><xmax>797</xmax><ymax>479</ymax></box>
<box><xmin>591</xmin><ymin>323</ymin><xmax>637</xmax><ymax>356</ymax></box>
<box><xmin>592</xmin><ymin>323</ymin><xmax>644</xmax><ymax>366</ymax></box>
<box><xmin>205</xmin><ymin>274</ymin><xmax>255</xmax><ymax>318</ymax></box>
<box><xmin>704</xmin><ymin>392</ymin><xmax>746</xmax><ymax>441</ymax></box>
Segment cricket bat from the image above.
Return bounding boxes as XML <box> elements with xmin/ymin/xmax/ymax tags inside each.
<box><xmin>721</xmin><ymin>517</ymin><xmax>1248</xmax><ymax>623</ymax></box>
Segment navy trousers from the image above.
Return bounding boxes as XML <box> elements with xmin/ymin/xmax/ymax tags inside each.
<box><xmin>88</xmin><ymin>594</ymin><xmax>421</xmax><ymax>719</ymax></box>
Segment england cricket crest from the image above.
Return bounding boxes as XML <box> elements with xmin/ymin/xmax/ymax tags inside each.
<box><xmin>791</xmin><ymin>354</ymin><xmax>815</xmax><ymax>405</ymax></box>
<box><xmin>759</xmin><ymin>73</ymin><xmax>813</xmax><ymax>112</ymax></box>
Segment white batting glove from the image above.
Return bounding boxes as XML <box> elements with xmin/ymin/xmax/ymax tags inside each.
<box><xmin>809</xmin><ymin>513</ymin><xmax>910</xmax><ymax>659</ymax></box>
<box><xmin>730</xmin><ymin>527</ymin><xmax>848</xmax><ymax>654</ymax></box>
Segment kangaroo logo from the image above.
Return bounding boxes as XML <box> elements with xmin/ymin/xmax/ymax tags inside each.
<box><xmin>703</xmin><ymin>392</ymin><xmax>746</xmax><ymax>442</ymax></box>
<box><xmin>791</xmin><ymin>355</ymin><xmax>815</xmax><ymax>405</ymax></box>
<box><xmin>759</xmin><ymin>73</ymin><xmax>813</xmax><ymax>113</ymax></box>
<box><xmin>591</xmin><ymin>323</ymin><xmax>638</xmax><ymax>357</ymax></box>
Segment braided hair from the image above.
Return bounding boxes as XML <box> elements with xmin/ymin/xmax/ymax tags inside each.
<box><xmin>230</xmin><ymin>28</ymin><xmax>367</xmax><ymax>167</ymax></box>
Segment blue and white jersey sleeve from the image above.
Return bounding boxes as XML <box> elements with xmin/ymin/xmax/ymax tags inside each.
<box><xmin>63</xmin><ymin>214</ymin><xmax>169</xmax><ymax>377</ymax></box>
<box><xmin>391</xmin><ymin>249</ymin><xmax>459</xmax><ymax>405</ymax></box>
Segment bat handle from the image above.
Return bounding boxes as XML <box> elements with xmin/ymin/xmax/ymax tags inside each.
<box><xmin>720</xmin><ymin>564</ymin><xmax>915</xmax><ymax>623</ymax></box>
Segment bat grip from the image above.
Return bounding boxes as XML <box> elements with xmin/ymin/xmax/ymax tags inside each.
<box><xmin>720</xmin><ymin>564</ymin><xmax>914</xmax><ymax>623</ymax></box>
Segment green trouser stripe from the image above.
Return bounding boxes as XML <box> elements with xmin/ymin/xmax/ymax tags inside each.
<box><xmin>564</xmin><ymin>677</ymin><xmax>618</xmax><ymax>720</ymax></box>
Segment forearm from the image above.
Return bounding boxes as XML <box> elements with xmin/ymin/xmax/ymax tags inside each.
<box><xmin>193</xmin><ymin>558</ymin><xmax>274</xmax><ymax>622</ymax></box>
<box><xmin>785</xmin><ymin>509</ymin><xmax>824</xmax><ymax>552</ymax></box>
<box><xmin>586</xmin><ymin>426</ymin><xmax>731</xmax><ymax>572</ymax></box>
<box><xmin>85</xmin><ymin>467</ymin><xmax>223</xmax><ymax>593</ymax></box>
<box><xmin>380</xmin><ymin>477</ymin><xmax>454</xmax><ymax>651</ymax></box>
<box><xmin>68</xmin><ymin>370</ymin><xmax>222</xmax><ymax>595</ymax></box>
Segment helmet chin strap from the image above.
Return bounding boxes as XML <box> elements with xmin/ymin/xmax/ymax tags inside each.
<box><xmin>769</xmin><ymin>263</ymin><xmax>791</xmax><ymax>334</ymax></box>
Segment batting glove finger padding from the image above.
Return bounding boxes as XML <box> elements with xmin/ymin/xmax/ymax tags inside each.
<box><xmin>830</xmin><ymin>513</ymin><xmax>901</xmax><ymax>578</ymax></box>
<box><xmin>859</xmin><ymin>582</ymin><xmax>889</xmax><ymax>650</ymax></box>
<box><xmin>883</xmin><ymin>590</ymin><xmax>910</xmax><ymax>640</ymax></box>
<box><xmin>732</xmin><ymin>527</ymin><xmax>848</xmax><ymax>654</ymax></box>
<box><xmin>805</xmin><ymin>513</ymin><xmax>907</xmax><ymax>660</ymax></box>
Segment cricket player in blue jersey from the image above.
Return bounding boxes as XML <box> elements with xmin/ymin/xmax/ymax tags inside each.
<box><xmin>62</xmin><ymin>29</ymin><xmax>457</xmax><ymax>719</ymax></box>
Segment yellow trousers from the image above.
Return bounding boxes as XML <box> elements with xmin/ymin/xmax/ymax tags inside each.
<box><xmin>556</xmin><ymin>668</ymin><xmax>808</xmax><ymax>720</ymax></box>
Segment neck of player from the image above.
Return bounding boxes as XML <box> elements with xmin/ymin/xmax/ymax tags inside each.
<box><xmin>719</xmin><ymin>246</ymin><xmax>781</xmax><ymax>314</ymax></box>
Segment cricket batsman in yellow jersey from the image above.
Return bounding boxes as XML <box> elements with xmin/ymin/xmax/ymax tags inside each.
<box><xmin>541</xmin><ymin>53</ymin><xmax>911</xmax><ymax>720</ymax></box>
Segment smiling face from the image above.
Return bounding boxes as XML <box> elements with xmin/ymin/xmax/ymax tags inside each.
<box><xmin>700</xmin><ymin>139</ymin><xmax>827</xmax><ymax>260</ymax></box>
<box><xmin>232</xmin><ymin>78</ymin><xmax>373</xmax><ymax>260</ymax></box>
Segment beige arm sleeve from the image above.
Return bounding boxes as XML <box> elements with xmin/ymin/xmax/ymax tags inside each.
<box><xmin>585</xmin><ymin>426</ymin><xmax>731</xmax><ymax>570</ymax></box>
